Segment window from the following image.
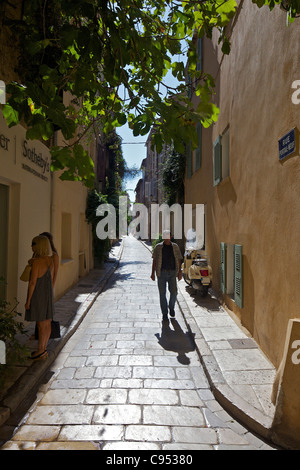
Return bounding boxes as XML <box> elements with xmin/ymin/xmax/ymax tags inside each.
<box><xmin>213</xmin><ymin>135</ymin><xmax>222</xmax><ymax>186</ymax></box>
<box><xmin>187</xmin><ymin>121</ymin><xmax>202</xmax><ymax>179</ymax></box>
<box><xmin>195</xmin><ymin>122</ymin><xmax>202</xmax><ymax>171</ymax></box>
<box><xmin>234</xmin><ymin>245</ymin><xmax>243</xmax><ymax>308</ymax></box>
<box><xmin>213</xmin><ymin>126</ymin><xmax>230</xmax><ymax>186</ymax></box>
<box><xmin>196</xmin><ymin>38</ymin><xmax>202</xmax><ymax>71</ymax></box>
<box><xmin>145</xmin><ymin>181</ymin><xmax>151</xmax><ymax>198</ymax></box>
<box><xmin>220</xmin><ymin>242</ymin><xmax>243</xmax><ymax>308</ymax></box>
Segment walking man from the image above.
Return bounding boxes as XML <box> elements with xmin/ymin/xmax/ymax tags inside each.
<box><xmin>151</xmin><ymin>230</ymin><xmax>182</xmax><ymax>321</ymax></box>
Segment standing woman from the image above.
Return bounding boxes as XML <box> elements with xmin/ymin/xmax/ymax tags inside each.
<box><xmin>25</xmin><ymin>235</ymin><xmax>55</xmax><ymax>360</ymax></box>
<box><xmin>40</xmin><ymin>232</ymin><xmax>59</xmax><ymax>288</ymax></box>
<box><xmin>28</xmin><ymin>232</ymin><xmax>59</xmax><ymax>341</ymax></box>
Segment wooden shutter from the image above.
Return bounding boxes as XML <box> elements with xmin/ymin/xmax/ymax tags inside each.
<box><xmin>220</xmin><ymin>242</ymin><xmax>226</xmax><ymax>294</ymax></box>
<box><xmin>196</xmin><ymin>38</ymin><xmax>202</xmax><ymax>71</ymax></box>
<box><xmin>213</xmin><ymin>135</ymin><xmax>222</xmax><ymax>186</ymax></box>
<box><xmin>195</xmin><ymin>122</ymin><xmax>202</xmax><ymax>170</ymax></box>
<box><xmin>234</xmin><ymin>244</ymin><xmax>243</xmax><ymax>308</ymax></box>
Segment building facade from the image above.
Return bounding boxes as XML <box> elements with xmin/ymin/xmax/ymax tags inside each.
<box><xmin>135</xmin><ymin>129</ymin><xmax>177</xmax><ymax>241</ymax></box>
<box><xmin>0</xmin><ymin>112</ymin><xmax>52</xmax><ymax>305</ymax></box>
<box><xmin>0</xmin><ymin>108</ymin><xmax>96</xmax><ymax>316</ymax></box>
<box><xmin>185</xmin><ymin>1</ymin><xmax>300</xmax><ymax>370</ymax></box>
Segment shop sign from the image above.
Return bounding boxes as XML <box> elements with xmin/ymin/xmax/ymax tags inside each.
<box><xmin>1</xmin><ymin>114</ymin><xmax>51</xmax><ymax>182</ymax></box>
<box><xmin>22</xmin><ymin>140</ymin><xmax>50</xmax><ymax>182</ymax></box>
<box><xmin>278</xmin><ymin>129</ymin><xmax>297</xmax><ymax>161</ymax></box>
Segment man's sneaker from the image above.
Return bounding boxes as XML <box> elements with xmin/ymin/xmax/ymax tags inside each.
<box><xmin>169</xmin><ymin>309</ymin><xmax>175</xmax><ymax>317</ymax></box>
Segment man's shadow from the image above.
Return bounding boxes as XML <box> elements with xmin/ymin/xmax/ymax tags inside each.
<box><xmin>155</xmin><ymin>318</ymin><xmax>196</xmax><ymax>365</ymax></box>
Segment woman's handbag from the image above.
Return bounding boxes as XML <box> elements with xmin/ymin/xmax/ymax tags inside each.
<box><xmin>50</xmin><ymin>320</ymin><xmax>61</xmax><ymax>339</ymax></box>
<box><xmin>20</xmin><ymin>265</ymin><xmax>31</xmax><ymax>282</ymax></box>
<box><xmin>34</xmin><ymin>320</ymin><xmax>61</xmax><ymax>340</ymax></box>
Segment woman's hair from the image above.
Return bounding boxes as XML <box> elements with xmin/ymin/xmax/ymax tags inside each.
<box><xmin>40</xmin><ymin>231</ymin><xmax>57</xmax><ymax>254</ymax></box>
<box><xmin>32</xmin><ymin>235</ymin><xmax>53</xmax><ymax>257</ymax></box>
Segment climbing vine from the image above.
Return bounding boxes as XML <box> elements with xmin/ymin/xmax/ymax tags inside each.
<box><xmin>162</xmin><ymin>147</ymin><xmax>186</xmax><ymax>206</ymax></box>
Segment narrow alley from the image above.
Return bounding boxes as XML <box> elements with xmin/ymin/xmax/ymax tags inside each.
<box><xmin>1</xmin><ymin>236</ymin><xmax>275</xmax><ymax>450</ymax></box>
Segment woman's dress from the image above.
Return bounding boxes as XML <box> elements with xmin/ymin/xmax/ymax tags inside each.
<box><xmin>25</xmin><ymin>266</ymin><xmax>54</xmax><ymax>322</ymax></box>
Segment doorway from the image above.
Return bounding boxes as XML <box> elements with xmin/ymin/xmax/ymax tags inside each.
<box><xmin>0</xmin><ymin>183</ymin><xmax>9</xmax><ymax>299</ymax></box>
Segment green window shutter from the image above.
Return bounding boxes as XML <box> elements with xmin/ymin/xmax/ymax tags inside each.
<box><xmin>187</xmin><ymin>141</ymin><xmax>192</xmax><ymax>179</ymax></box>
<box><xmin>195</xmin><ymin>122</ymin><xmax>202</xmax><ymax>170</ymax></box>
<box><xmin>196</xmin><ymin>37</ymin><xmax>202</xmax><ymax>71</ymax></box>
<box><xmin>220</xmin><ymin>242</ymin><xmax>226</xmax><ymax>294</ymax></box>
<box><xmin>213</xmin><ymin>135</ymin><xmax>222</xmax><ymax>186</ymax></box>
<box><xmin>234</xmin><ymin>244</ymin><xmax>243</xmax><ymax>308</ymax></box>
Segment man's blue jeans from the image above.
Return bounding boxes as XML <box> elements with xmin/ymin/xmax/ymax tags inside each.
<box><xmin>157</xmin><ymin>270</ymin><xmax>177</xmax><ymax>316</ymax></box>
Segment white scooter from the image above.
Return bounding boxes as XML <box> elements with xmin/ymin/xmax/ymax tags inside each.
<box><xmin>181</xmin><ymin>229</ymin><xmax>212</xmax><ymax>297</ymax></box>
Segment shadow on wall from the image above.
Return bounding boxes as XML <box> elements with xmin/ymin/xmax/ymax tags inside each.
<box><xmin>216</xmin><ymin>178</ymin><xmax>237</xmax><ymax>206</ymax></box>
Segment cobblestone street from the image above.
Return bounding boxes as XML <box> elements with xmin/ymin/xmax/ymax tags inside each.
<box><xmin>1</xmin><ymin>236</ymin><xmax>275</xmax><ymax>450</ymax></box>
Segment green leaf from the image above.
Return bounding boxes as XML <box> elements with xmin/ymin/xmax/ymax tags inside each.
<box><xmin>77</xmin><ymin>26</ymin><xmax>91</xmax><ymax>48</ymax></box>
<box><xmin>2</xmin><ymin>104</ymin><xmax>19</xmax><ymax>127</ymax></box>
<box><xmin>215</xmin><ymin>0</ymin><xmax>237</xmax><ymax>24</ymax></box>
<box><xmin>50</xmin><ymin>146</ymin><xmax>73</xmax><ymax>170</ymax></box>
<box><xmin>46</xmin><ymin>107</ymin><xmax>76</xmax><ymax>140</ymax></box>
<box><xmin>26</xmin><ymin>118</ymin><xmax>53</xmax><ymax>141</ymax></box>
<box><xmin>60</xmin><ymin>24</ymin><xmax>79</xmax><ymax>49</ymax></box>
<box><xmin>116</xmin><ymin>113</ymin><xmax>127</xmax><ymax>126</ymax></box>
<box><xmin>50</xmin><ymin>144</ymin><xmax>95</xmax><ymax>188</ymax></box>
<box><xmin>221</xmin><ymin>37</ymin><xmax>231</xmax><ymax>55</ymax></box>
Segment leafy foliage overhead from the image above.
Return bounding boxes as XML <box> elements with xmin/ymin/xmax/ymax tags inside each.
<box><xmin>2</xmin><ymin>0</ymin><xmax>299</xmax><ymax>186</ymax></box>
